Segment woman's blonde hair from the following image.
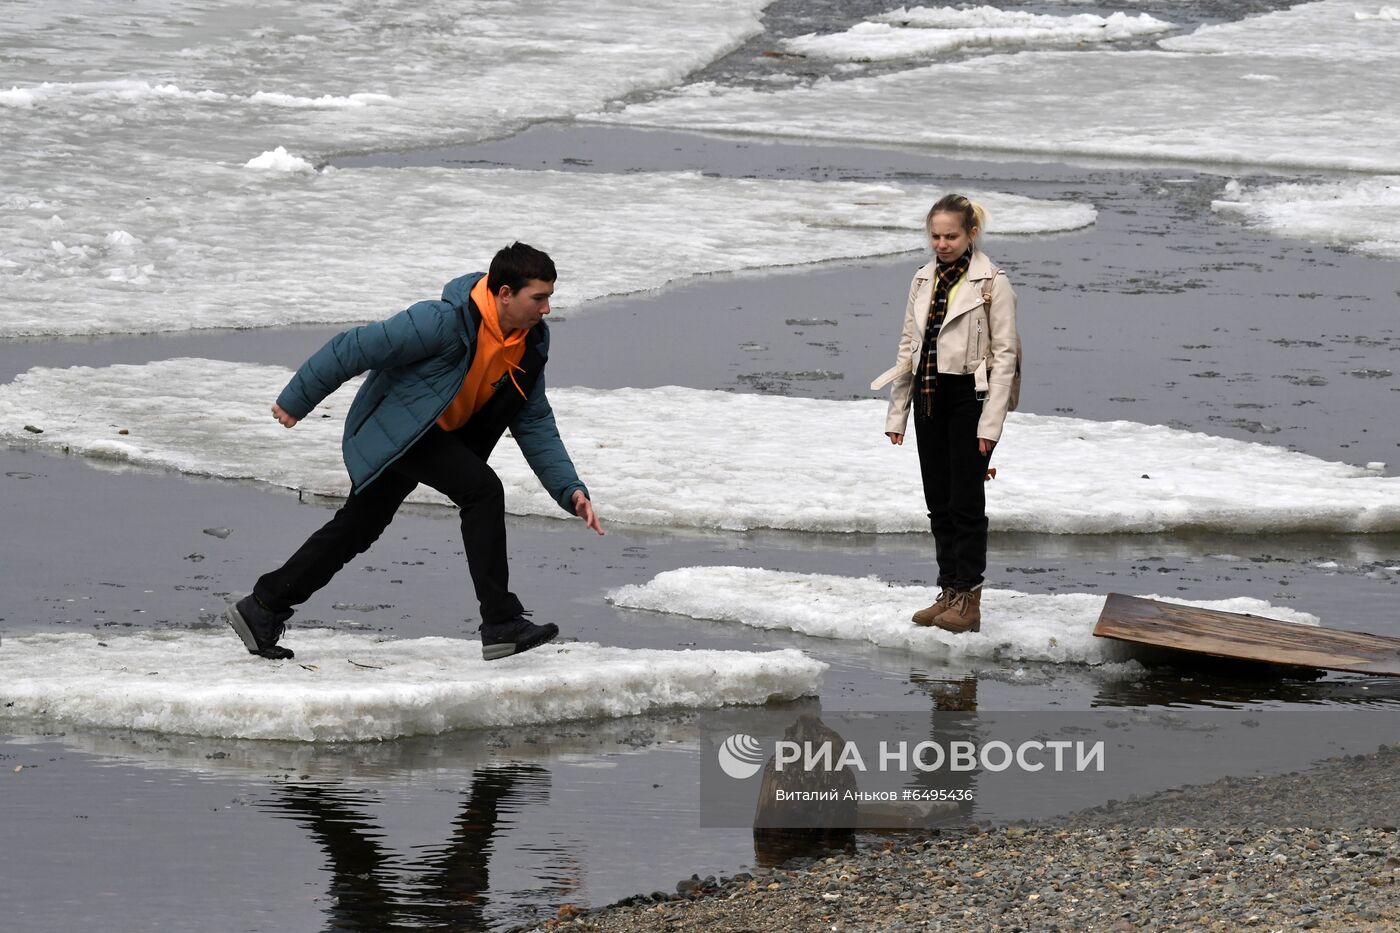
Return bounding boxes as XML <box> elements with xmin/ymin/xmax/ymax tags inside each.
<box><xmin>925</xmin><ymin>194</ymin><xmax>987</xmax><ymax>236</ymax></box>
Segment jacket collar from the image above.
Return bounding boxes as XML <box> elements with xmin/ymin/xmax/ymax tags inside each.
<box><xmin>912</xmin><ymin>249</ymin><xmax>994</xmax><ymax>333</ymax></box>
<box><xmin>915</xmin><ymin>248</ymin><xmax>993</xmax><ymax>282</ymax></box>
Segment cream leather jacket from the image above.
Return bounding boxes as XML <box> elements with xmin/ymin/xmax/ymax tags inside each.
<box><xmin>871</xmin><ymin>249</ymin><xmax>1020</xmax><ymax>442</ymax></box>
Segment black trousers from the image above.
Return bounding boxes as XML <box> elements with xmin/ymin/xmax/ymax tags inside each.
<box><xmin>913</xmin><ymin>373</ymin><xmax>990</xmax><ymax>590</ymax></box>
<box><xmin>254</xmin><ymin>426</ymin><xmax>524</xmax><ymax>626</ymax></box>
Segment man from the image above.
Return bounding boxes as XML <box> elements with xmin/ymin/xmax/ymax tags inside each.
<box><xmin>226</xmin><ymin>242</ymin><xmax>603</xmax><ymax>662</ymax></box>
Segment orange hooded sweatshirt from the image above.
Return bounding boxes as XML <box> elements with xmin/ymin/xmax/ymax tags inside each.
<box><xmin>436</xmin><ymin>276</ymin><xmax>527</xmax><ymax>431</ymax></box>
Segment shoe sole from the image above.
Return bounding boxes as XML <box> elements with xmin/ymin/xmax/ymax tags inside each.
<box><xmin>225</xmin><ymin>605</ymin><xmax>295</xmax><ymax>660</ymax></box>
<box><xmin>932</xmin><ymin>620</ymin><xmax>981</xmax><ymax>634</ymax></box>
<box><xmin>225</xmin><ymin>605</ymin><xmax>261</xmax><ymax>653</ymax></box>
<box><xmin>482</xmin><ymin>624</ymin><xmax>559</xmax><ymax>661</ymax></box>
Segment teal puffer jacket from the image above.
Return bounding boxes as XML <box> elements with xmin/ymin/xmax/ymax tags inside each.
<box><xmin>275</xmin><ymin>272</ymin><xmax>587</xmax><ymax>512</ymax></box>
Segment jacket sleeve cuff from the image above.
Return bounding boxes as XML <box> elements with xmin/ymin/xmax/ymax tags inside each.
<box><xmin>885</xmin><ymin>403</ymin><xmax>911</xmax><ymax>436</ymax></box>
<box><xmin>557</xmin><ymin>482</ymin><xmax>588</xmax><ymax>513</ymax></box>
<box><xmin>275</xmin><ymin>385</ymin><xmax>313</xmax><ymax>420</ymax></box>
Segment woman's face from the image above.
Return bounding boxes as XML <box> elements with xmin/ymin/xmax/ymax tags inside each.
<box><xmin>928</xmin><ymin>211</ymin><xmax>977</xmax><ymax>264</ymax></box>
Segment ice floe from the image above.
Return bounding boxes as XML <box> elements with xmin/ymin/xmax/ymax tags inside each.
<box><xmin>1212</xmin><ymin>176</ymin><xmax>1400</xmax><ymax>260</ymax></box>
<box><xmin>1160</xmin><ymin>0</ymin><xmax>1400</xmax><ymax>57</ymax></box>
<box><xmin>609</xmin><ymin>566</ymin><xmax>1320</xmax><ymax>666</ymax></box>
<box><xmin>2</xmin><ymin>0</ymin><xmax>773</xmax><ymax>159</ymax></box>
<box><xmin>0</xmin><ymin>0</ymin><xmax>795</xmax><ymax>338</ymax></box>
<box><xmin>4</xmin><ymin>360</ymin><xmax>1400</xmax><ymax>534</ymax></box>
<box><xmin>785</xmin><ymin>8</ymin><xmax>1174</xmax><ymax>61</ymax></box>
<box><xmin>0</xmin><ymin>169</ymin><xmax>1091</xmax><ymax>338</ymax></box>
<box><xmin>589</xmin><ymin>0</ymin><xmax>1400</xmax><ymax>173</ymax></box>
<box><xmin>0</xmin><ymin>628</ymin><xmax>825</xmax><ymax>742</ymax></box>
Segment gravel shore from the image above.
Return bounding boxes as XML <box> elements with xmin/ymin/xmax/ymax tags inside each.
<box><xmin>518</xmin><ymin>745</ymin><xmax>1400</xmax><ymax>932</ymax></box>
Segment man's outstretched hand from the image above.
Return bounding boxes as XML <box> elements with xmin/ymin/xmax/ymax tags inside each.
<box><xmin>272</xmin><ymin>403</ymin><xmax>299</xmax><ymax>428</ymax></box>
<box><xmin>572</xmin><ymin>490</ymin><xmax>604</xmax><ymax>535</ymax></box>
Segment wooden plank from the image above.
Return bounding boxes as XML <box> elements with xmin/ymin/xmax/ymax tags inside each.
<box><xmin>1094</xmin><ymin>593</ymin><xmax>1400</xmax><ymax>677</ymax></box>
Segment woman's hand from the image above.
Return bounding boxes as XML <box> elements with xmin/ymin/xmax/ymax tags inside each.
<box><xmin>886</xmin><ymin>432</ymin><xmax>904</xmax><ymax>446</ymax></box>
<box><xmin>979</xmin><ymin>437</ymin><xmax>996</xmax><ymax>456</ymax></box>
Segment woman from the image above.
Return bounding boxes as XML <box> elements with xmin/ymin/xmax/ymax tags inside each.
<box><xmin>872</xmin><ymin>194</ymin><xmax>1021</xmax><ymax>634</ymax></box>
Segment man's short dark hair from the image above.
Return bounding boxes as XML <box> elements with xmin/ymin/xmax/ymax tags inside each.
<box><xmin>487</xmin><ymin>242</ymin><xmax>556</xmax><ymax>294</ymax></box>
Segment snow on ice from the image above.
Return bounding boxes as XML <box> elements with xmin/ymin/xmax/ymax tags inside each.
<box><xmin>3</xmin><ymin>360</ymin><xmax>1399</xmax><ymax>535</ymax></box>
<box><xmin>0</xmin><ymin>628</ymin><xmax>825</xmax><ymax>742</ymax></box>
<box><xmin>588</xmin><ymin>1</ymin><xmax>1400</xmax><ymax>174</ymax></box>
<box><xmin>0</xmin><ymin>0</ymin><xmax>783</xmax><ymax>337</ymax></box>
<box><xmin>0</xmin><ymin>169</ymin><xmax>1091</xmax><ymax>338</ymax></box>
<box><xmin>1212</xmin><ymin>176</ymin><xmax>1400</xmax><ymax>260</ymax></box>
<box><xmin>2</xmin><ymin>0</ymin><xmax>775</xmax><ymax>159</ymax></box>
<box><xmin>1160</xmin><ymin>0</ymin><xmax>1400</xmax><ymax>57</ymax></box>
<box><xmin>609</xmin><ymin>566</ymin><xmax>1320</xmax><ymax>666</ymax></box>
<box><xmin>785</xmin><ymin>7</ymin><xmax>1174</xmax><ymax>61</ymax></box>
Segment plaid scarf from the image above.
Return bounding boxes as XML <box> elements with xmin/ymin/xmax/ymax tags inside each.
<box><xmin>918</xmin><ymin>248</ymin><xmax>972</xmax><ymax>416</ymax></box>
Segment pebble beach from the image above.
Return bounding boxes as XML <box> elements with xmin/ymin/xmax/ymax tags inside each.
<box><xmin>525</xmin><ymin>745</ymin><xmax>1400</xmax><ymax>932</ymax></box>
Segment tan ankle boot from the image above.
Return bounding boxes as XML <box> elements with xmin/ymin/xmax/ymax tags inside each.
<box><xmin>934</xmin><ymin>587</ymin><xmax>982</xmax><ymax>634</ymax></box>
<box><xmin>912</xmin><ymin>588</ymin><xmax>956</xmax><ymax>626</ymax></box>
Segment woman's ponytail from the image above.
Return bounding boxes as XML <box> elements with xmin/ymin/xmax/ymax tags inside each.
<box><xmin>926</xmin><ymin>193</ymin><xmax>987</xmax><ymax>235</ymax></box>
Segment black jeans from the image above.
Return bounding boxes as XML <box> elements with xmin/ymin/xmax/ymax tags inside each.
<box><xmin>254</xmin><ymin>426</ymin><xmax>524</xmax><ymax>626</ymax></box>
<box><xmin>913</xmin><ymin>373</ymin><xmax>990</xmax><ymax>590</ymax></box>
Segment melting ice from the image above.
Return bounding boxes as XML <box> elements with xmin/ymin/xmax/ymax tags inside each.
<box><xmin>0</xmin><ymin>628</ymin><xmax>825</xmax><ymax>742</ymax></box>
<box><xmin>3</xmin><ymin>360</ymin><xmax>1398</xmax><ymax>535</ymax></box>
<box><xmin>0</xmin><ymin>170</ymin><xmax>1091</xmax><ymax>338</ymax></box>
<box><xmin>1212</xmin><ymin>176</ymin><xmax>1400</xmax><ymax>260</ymax></box>
<box><xmin>1158</xmin><ymin>0</ymin><xmax>1400</xmax><ymax>57</ymax></box>
<box><xmin>589</xmin><ymin>0</ymin><xmax>1400</xmax><ymax>173</ymax></box>
<box><xmin>785</xmin><ymin>7</ymin><xmax>1175</xmax><ymax>61</ymax></box>
<box><xmin>1</xmin><ymin>0</ymin><xmax>774</xmax><ymax>159</ymax></box>
<box><xmin>609</xmin><ymin>566</ymin><xmax>1320</xmax><ymax>666</ymax></box>
<box><xmin>0</xmin><ymin>0</ymin><xmax>782</xmax><ymax>337</ymax></box>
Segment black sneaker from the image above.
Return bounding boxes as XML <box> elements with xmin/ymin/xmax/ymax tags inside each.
<box><xmin>480</xmin><ymin>613</ymin><xmax>559</xmax><ymax>661</ymax></box>
<box><xmin>225</xmin><ymin>594</ymin><xmax>295</xmax><ymax>660</ymax></box>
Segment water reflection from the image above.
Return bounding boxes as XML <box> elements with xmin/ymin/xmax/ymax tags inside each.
<box><xmin>265</xmin><ymin>764</ymin><xmax>562</xmax><ymax>931</ymax></box>
<box><xmin>750</xmin><ymin>677</ymin><xmax>985</xmax><ymax>863</ymax></box>
<box><xmin>907</xmin><ymin>675</ymin><xmax>980</xmax><ymax>827</ymax></box>
<box><xmin>911</xmin><ymin>673</ymin><xmax>979</xmax><ymax>713</ymax></box>
<box><xmin>1095</xmin><ymin>666</ymin><xmax>1400</xmax><ymax>708</ymax></box>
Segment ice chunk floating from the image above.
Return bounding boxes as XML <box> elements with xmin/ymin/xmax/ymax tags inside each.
<box><xmin>1158</xmin><ymin>0</ymin><xmax>1400</xmax><ymax>57</ymax></box>
<box><xmin>2</xmin><ymin>0</ymin><xmax>773</xmax><ymax>159</ymax></box>
<box><xmin>609</xmin><ymin>567</ymin><xmax>1320</xmax><ymax>666</ymax></box>
<box><xmin>4</xmin><ymin>360</ymin><xmax>1400</xmax><ymax>534</ymax></box>
<box><xmin>0</xmin><ymin>629</ymin><xmax>825</xmax><ymax>742</ymax></box>
<box><xmin>0</xmin><ymin>169</ymin><xmax>1091</xmax><ymax>338</ymax></box>
<box><xmin>0</xmin><ymin>0</ymin><xmax>798</xmax><ymax>340</ymax></box>
<box><xmin>1212</xmin><ymin>176</ymin><xmax>1400</xmax><ymax>260</ymax></box>
<box><xmin>589</xmin><ymin>0</ymin><xmax>1400</xmax><ymax>173</ymax></box>
<box><xmin>784</xmin><ymin>8</ymin><xmax>1174</xmax><ymax>61</ymax></box>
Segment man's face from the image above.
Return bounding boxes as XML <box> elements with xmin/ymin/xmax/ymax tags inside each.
<box><xmin>496</xmin><ymin>278</ymin><xmax>554</xmax><ymax>332</ymax></box>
